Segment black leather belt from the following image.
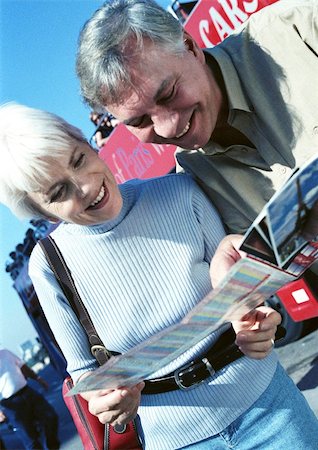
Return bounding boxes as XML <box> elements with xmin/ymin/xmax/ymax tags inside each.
<box><xmin>143</xmin><ymin>324</ymin><xmax>286</xmax><ymax>394</ymax></box>
<box><xmin>143</xmin><ymin>326</ymin><xmax>242</xmax><ymax>394</ymax></box>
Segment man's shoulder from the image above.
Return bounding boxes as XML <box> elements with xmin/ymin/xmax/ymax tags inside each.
<box><xmin>243</xmin><ymin>0</ymin><xmax>315</xmax><ymax>33</ymax></box>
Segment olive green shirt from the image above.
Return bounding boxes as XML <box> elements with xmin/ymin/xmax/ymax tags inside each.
<box><xmin>176</xmin><ymin>0</ymin><xmax>318</xmax><ymax>233</ymax></box>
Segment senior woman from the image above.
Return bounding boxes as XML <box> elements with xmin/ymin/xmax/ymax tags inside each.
<box><xmin>0</xmin><ymin>103</ymin><xmax>317</xmax><ymax>450</ymax></box>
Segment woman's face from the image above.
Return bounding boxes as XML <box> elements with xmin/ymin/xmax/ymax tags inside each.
<box><xmin>28</xmin><ymin>142</ymin><xmax>123</xmax><ymax>226</ymax></box>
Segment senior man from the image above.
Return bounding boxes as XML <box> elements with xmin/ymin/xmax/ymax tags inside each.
<box><xmin>77</xmin><ymin>0</ymin><xmax>318</xmax><ymax>238</ymax></box>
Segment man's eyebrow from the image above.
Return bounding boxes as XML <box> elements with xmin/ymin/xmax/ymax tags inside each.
<box><xmin>122</xmin><ymin>77</ymin><xmax>175</xmax><ymax>126</ymax></box>
<box><xmin>153</xmin><ymin>77</ymin><xmax>174</xmax><ymax>102</ymax></box>
<box><xmin>45</xmin><ymin>147</ymin><xmax>77</xmax><ymax>196</ymax></box>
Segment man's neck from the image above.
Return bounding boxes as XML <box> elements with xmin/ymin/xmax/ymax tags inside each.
<box><xmin>212</xmin><ymin>124</ymin><xmax>255</xmax><ymax>148</ymax></box>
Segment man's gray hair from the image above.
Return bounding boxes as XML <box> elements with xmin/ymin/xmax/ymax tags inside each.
<box><xmin>76</xmin><ymin>0</ymin><xmax>185</xmax><ymax>110</ymax></box>
<box><xmin>0</xmin><ymin>103</ymin><xmax>87</xmax><ymax>220</ymax></box>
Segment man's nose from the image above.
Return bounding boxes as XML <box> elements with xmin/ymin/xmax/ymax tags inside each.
<box><xmin>152</xmin><ymin>110</ymin><xmax>179</xmax><ymax>139</ymax></box>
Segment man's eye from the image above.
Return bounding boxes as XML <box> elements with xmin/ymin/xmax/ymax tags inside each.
<box><xmin>160</xmin><ymin>86</ymin><xmax>175</xmax><ymax>104</ymax></box>
<box><xmin>74</xmin><ymin>153</ymin><xmax>85</xmax><ymax>168</ymax></box>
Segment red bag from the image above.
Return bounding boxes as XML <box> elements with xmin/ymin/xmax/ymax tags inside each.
<box><xmin>40</xmin><ymin>237</ymin><xmax>142</xmax><ymax>450</ymax></box>
<box><xmin>63</xmin><ymin>377</ymin><xmax>142</xmax><ymax>450</ymax></box>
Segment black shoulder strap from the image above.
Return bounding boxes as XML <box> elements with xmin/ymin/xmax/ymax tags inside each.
<box><xmin>39</xmin><ymin>236</ymin><xmax>111</xmax><ymax>365</ymax></box>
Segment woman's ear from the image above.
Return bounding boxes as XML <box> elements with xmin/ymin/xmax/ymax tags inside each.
<box><xmin>182</xmin><ymin>30</ymin><xmax>205</xmax><ymax>63</ymax></box>
<box><xmin>47</xmin><ymin>217</ymin><xmax>60</xmax><ymax>224</ymax></box>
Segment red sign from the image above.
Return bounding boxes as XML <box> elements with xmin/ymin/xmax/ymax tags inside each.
<box><xmin>277</xmin><ymin>278</ymin><xmax>318</xmax><ymax>322</ymax></box>
<box><xmin>99</xmin><ymin>124</ymin><xmax>177</xmax><ymax>183</ymax></box>
<box><xmin>184</xmin><ymin>0</ymin><xmax>279</xmax><ymax>48</ymax></box>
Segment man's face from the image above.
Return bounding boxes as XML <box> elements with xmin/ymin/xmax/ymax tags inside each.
<box><xmin>106</xmin><ymin>35</ymin><xmax>223</xmax><ymax>149</ymax></box>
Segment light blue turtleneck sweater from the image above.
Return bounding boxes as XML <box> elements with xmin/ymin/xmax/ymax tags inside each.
<box><xmin>29</xmin><ymin>174</ymin><xmax>277</xmax><ymax>450</ymax></box>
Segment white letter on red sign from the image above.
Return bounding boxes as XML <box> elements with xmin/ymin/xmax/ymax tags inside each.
<box><xmin>209</xmin><ymin>6</ymin><xmax>234</xmax><ymax>41</ymax></box>
<box><xmin>199</xmin><ymin>19</ymin><xmax>215</xmax><ymax>48</ymax></box>
<box><xmin>218</xmin><ymin>0</ymin><xmax>248</xmax><ymax>28</ymax></box>
<box><xmin>243</xmin><ymin>0</ymin><xmax>259</xmax><ymax>14</ymax></box>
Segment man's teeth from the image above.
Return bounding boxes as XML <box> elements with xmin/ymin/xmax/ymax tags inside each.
<box><xmin>90</xmin><ymin>186</ymin><xmax>105</xmax><ymax>207</ymax></box>
<box><xmin>175</xmin><ymin>121</ymin><xmax>190</xmax><ymax>139</ymax></box>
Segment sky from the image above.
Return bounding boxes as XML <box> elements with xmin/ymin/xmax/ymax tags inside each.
<box><xmin>0</xmin><ymin>0</ymin><xmax>171</xmax><ymax>355</ymax></box>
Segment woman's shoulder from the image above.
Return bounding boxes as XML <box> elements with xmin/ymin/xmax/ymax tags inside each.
<box><xmin>28</xmin><ymin>226</ymin><xmax>66</xmax><ymax>273</ymax></box>
<box><xmin>134</xmin><ymin>172</ymin><xmax>198</xmax><ymax>192</ymax></box>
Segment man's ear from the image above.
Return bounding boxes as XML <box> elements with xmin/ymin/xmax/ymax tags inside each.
<box><xmin>182</xmin><ymin>30</ymin><xmax>205</xmax><ymax>63</ymax></box>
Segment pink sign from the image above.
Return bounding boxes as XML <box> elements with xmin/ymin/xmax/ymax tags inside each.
<box><xmin>184</xmin><ymin>0</ymin><xmax>279</xmax><ymax>48</ymax></box>
<box><xmin>99</xmin><ymin>124</ymin><xmax>177</xmax><ymax>183</ymax></box>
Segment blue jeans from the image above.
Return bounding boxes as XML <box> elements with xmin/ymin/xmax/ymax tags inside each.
<box><xmin>0</xmin><ymin>385</ymin><xmax>59</xmax><ymax>450</ymax></box>
<box><xmin>182</xmin><ymin>363</ymin><xmax>318</xmax><ymax>449</ymax></box>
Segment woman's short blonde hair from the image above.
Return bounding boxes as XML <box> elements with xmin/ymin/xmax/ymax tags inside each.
<box><xmin>0</xmin><ymin>103</ymin><xmax>87</xmax><ymax>219</ymax></box>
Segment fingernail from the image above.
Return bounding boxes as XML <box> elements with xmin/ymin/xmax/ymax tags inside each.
<box><xmin>120</xmin><ymin>390</ymin><xmax>129</xmax><ymax>398</ymax></box>
<box><xmin>237</xmin><ymin>333</ymin><xmax>247</xmax><ymax>341</ymax></box>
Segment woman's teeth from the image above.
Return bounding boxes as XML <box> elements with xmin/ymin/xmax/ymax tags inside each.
<box><xmin>175</xmin><ymin>121</ymin><xmax>190</xmax><ymax>139</ymax></box>
<box><xmin>90</xmin><ymin>185</ymin><xmax>105</xmax><ymax>207</ymax></box>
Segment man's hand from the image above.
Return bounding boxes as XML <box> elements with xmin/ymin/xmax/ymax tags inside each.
<box><xmin>233</xmin><ymin>306</ymin><xmax>282</xmax><ymax>359</ymax></box>
<box><xmin>82</xmin><ymin>382</ymin><xmax>144</xmax><ymax>427</ymax></box>
<box><xmin>302</xmin><ymin>200</ymin><xmax>318</xmax><ymax>241</ymax></box>
<box><xmin>210</xmin><ymin>234</ymin><xmax>246</xmax><ymax>288</ymax></box>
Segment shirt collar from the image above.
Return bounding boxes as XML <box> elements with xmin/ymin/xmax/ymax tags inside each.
<box><xmin>204</xmin><ymin>46</ymin><xmax>253</xmax><ymax>114</ymax></box>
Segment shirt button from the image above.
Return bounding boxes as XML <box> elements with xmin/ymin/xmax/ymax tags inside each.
<box><xmin>313</xmin><ymin>126</ymin><xmax>318</xmax><ymax>135</ymax></box>
<box><xmin>280</xmin><ymin>167</ymin><xmax>287</xmax><ymax>174</ymax></box>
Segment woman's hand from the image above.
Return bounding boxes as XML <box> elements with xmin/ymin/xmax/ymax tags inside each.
<box><xmin>232</xmin><ymin>306</ymin><xmax>282</xmax><ymax>359</ymax></box>
<box><xmin>82</xmin><ymin>382</ymin><xmax>144</xmax><ymax>427</ymax></box>
<box><xmin>210</xmin><ymin>234</ymin><xmax>246</xmax><ymax>288</ymax></box>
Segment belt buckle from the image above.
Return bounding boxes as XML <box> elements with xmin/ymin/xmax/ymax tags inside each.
<box><xmin>174</xmin><ymin>357</ymin><xmax>215</xmax><ymax>390</ymax></box>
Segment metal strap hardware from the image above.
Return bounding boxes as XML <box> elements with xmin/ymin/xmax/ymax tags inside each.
<box><xmin>113</xmin><ymin>424</ymin><xmax>127</xmax><ymax>434</ymax></box>
<box><xmin>174</xmin><ymin>357</ymin><xmax>216</xmax><ymax>390</ymax></box>
<box><xmin>90</xmin><ymin>344</ymin><xmax>112</xmax><ymax>360</ymax></box>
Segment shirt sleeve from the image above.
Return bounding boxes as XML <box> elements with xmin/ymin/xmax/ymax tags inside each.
<box><xmin>4</xmin><ymin>350</ymin><xmax>24</xmax><ymax>369</ymax></box>
<box><xmin>28</xmin><ymin>244</ymin><xmax>98</xmax><ymax>383</ymax></box>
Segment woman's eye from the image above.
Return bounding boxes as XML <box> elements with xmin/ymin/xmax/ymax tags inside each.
<box><xmin>50</xmin><ymin>187</ymin><xmax>64</xmax><ymax>203</ymax></box>
<box><xmin>74</xmin><ymin>153</ymin><xmax>85</xmax><ymax>168</ymax></box>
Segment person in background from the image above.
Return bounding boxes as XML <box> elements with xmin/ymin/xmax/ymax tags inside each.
<box><xmin>0</xmin><ymin>103</ymin><xmax>317</xmax><ymax>450</ymax></box>
<box><xmin>0</xmin><ymin>410</ymin><xmax>8</xmax><ymax>450</ymax></box>
<box><xmin>0</xmin><ymin>348</ymin><xmax>60</xmax><ymax>450</ymax></box>
<box><xmin>89</xmin><ymin>110</ymin><xmax>119</xmax><ymax>149</ymax></box>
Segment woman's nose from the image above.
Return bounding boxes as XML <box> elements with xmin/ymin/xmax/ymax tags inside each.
<box><xmin>72</xmin><ymin>177</ymin><xmax>90</xmax><ymax>198</ymax></box>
